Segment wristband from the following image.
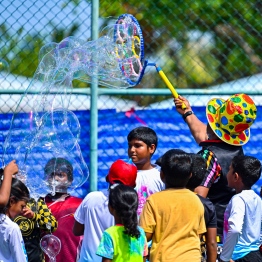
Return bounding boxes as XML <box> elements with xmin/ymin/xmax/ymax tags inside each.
<box><xmin>182</xmin><ymin>111</ymin><xmax>194</xmax><ymax>121</ymax></box>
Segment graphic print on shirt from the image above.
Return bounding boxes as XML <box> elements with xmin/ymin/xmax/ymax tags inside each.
<box><xmin>137</xmin><ymin>185</ymin><xmax>153</xmax><ymax>215</ymax></box>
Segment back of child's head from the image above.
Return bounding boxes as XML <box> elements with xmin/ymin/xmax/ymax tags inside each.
<box><xmin>127</xmin><ymin>126</ymin><xmax>158</xmax><ymax>151</ymax></box>
<box><xmin>109</xmin><ymin>184</ymin><xmax>140</xmax><ymax>239</ymax></box>
<box><xmin>44</xmin><ymin>157</ymin><xmax>73</xmax><ymax>182</ymax></box>
<box><xmin>155</xmin><ymin>149</ymin><xmax>186</xmax><ymax>167</ymax></box>
<box><xmin>5</xmin><ymin>178</ymin><xmax>30</xmax><ymax>210</ymax></box>
<box><xmin>161</xmin><ymin>149</ymin><xmax>192</xmax><ymax>188</ymax></box>
<box><xmin>106</xmin><ymin>159</ymin><xmax>137</xmax><ymax>187</ymax></box>
<box><xmin>186</xmin><ymin>154</ymin><xmax>207</xmax><ymax>190</ymax></box>
<box><xmin>231</xmin><ymin>155</ymin><xmax>261</xmax><ymax>188</ymax></box>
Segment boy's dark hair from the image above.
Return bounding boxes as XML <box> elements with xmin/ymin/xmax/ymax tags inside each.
<box><xmin>44</xmin><ymin>157</ymin><xmax>73</xmax><ymax>182</ymax></box>
<box><xmin>127</xmin><ymin>126</ymin><xmax>158</xmax><ymax>154</ymax></box>
<box><xmin>155</xmin><ymin>156</ymin><xmax>163</xmax><ymax>167</ymax></box>
<box><xmin>231</xmin><ymin>155</ymin><xmax>261</xmax><ymax>188</ymax></box>
<box><xmin>0</xmin><ymin>168</ymin><xmax>3</xmax><ymax>181</ymax></box>
<box><xmin>155</xmin><ymin>149</ymin><xmax>186</xmax><ymax>167</ymax></box>
<box><xmin>161</xmin><ymin>149</ymin><xmax>192</xmax><ymax>188</ymax></box>
<box><xmin>186</xmin><ymin>154</ymin><xmax>207</xmax><ymax>190</ymax></box>
<box><xmin>109</xmin><ymin>184</ymin><xmax>140</xmax><ymax>239</ymax></box>
<box><xmin>2</xmin><ymin>178</ymin><xmax>30</xmax><ymax>214</ymax></box>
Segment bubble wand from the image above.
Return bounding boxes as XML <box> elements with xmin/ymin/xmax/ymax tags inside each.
<box><xmin>114</xmin><ymin>14</ymin><xmax>187</xmax><ymax>109</ymax></box>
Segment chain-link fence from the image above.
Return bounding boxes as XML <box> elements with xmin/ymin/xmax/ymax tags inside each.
<box><xmin>1</xmin><ymin>1</ymin><xmax>262</xmax><ymax>193</ymax></box>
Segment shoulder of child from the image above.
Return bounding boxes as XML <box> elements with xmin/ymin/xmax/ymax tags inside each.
<box><xmin>138</xmin><ymin>164</ymin><xmax>160</xmax><ymax>172</ymax></box>
<box><xmin>83</xmin><ymin>190</ymin><xmax>108</xmax><ymax>202</ymax></box>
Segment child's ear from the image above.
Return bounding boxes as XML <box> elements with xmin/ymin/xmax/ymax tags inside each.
<box><xmin>234</xmin><ymin>172</ymin><xmax>240</xmax><ymax>181</ymax></box>
<box><xmin>149</xmin><ymin>144</ymin><xmax>156</xmax><ymax>155</ymax></box>
<box><xmin>9</xmin><ymin>197</ymin><xmax>16</xmax><ymax>206</ymax></box>
<box><xmin>108</xmin><ymin>204</ymin><xmax>114</xmax><ymax>216</ymax></box>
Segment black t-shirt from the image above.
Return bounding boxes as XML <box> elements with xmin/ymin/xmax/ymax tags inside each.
<box><xmin>197</xmin><ymin>194</ymin><xmax>217</xmax><ymax>228</ymax></box>
<box><xmin>198</xmin><ymin>140</ymin><xmax>243</xmax><ymax>236</ymax></box>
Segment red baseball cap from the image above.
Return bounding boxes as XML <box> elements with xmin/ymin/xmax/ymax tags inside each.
<box><xmin>106</xmin><ymin>160</ymin><xmax>137</xmax><ymax>187</ymax></box>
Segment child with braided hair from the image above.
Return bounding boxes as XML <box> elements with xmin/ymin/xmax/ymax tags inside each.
<box><xmin>0</xmin><ymin>178</ymin><xmax>30</xmax><ymax>262</ymax></box>
<box><xmin>96</xmin><ymin>184</ymin><xmax>148</xmax><ymax>262</ymax></box>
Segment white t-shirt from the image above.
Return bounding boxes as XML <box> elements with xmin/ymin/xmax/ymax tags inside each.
<box><xmin>0</xmin><ymin>214</ymin><xmax>28</xmax><ymax>262</ymax></box>
<box><xmin>74</xmin><ymin>190</ymin><xmax>114</xmax><ymax>262</ymax></box>
<box><xmin>135</xmin><ymin>164</ymin><xmax>165</xmax><ymax>215</ymax></box>
<box><xmin>220</xmin><ymin>190</ymin><xmax>262</xmax><ymax>261</ymax></box>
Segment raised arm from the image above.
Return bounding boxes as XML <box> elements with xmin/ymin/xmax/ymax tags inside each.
<box><xmin>174</xmin><ymin>95</ymin><xmax>207</xmax><ymax>144</ymax></box>
<box><xmin>195</xmin><ymin>149</ymin><xmax>221</xmax><ymax>198</ymax></box>
<box><xmin>0</xmin><ymin>160</ymin><xmax>18</xmax><ymax>207</ymax></box>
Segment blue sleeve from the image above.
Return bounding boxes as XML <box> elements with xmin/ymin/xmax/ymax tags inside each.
<box><xmin>207</xmin><ymin>203</ymin><xmax>217</xmax><ymax>228</ymax></box>
<box><xmin>96</xmin><ymin>231</ymin><xmax>114</xmax><ymax>259</ymax></box>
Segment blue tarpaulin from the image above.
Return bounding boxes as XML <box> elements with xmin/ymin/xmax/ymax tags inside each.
<box><xmin>0</xmin><ymin>106</ymin><xmax>261</xmax><ymax>198</ymax></box>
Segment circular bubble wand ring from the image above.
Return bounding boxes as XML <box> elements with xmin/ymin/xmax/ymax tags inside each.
<box><xmin>114</xmin><ymin>14</ymin><xmax>186</xmax><ymax>109</ymax></box>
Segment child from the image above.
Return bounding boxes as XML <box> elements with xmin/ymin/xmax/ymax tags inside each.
<box><xmin>219</xmin><ymin>155</ymin><xmax>262</xmax><ymax>262</ymax></box>
<box><xmin>0</xmin><ymin>160</ymin><xmax>18</xmax><ymax>207</ymax></box>
<box><xmin>0</xmin><ymin>178</ymin><xmax>30</xmax><ymax>262</ymax></box>
<box><xmin>139</xmin><ymin>149</ymin><xmax>206</xmax><ymax>262</ymax></box>
<box><xmin>96</xmin><ymin>184</ymin><xmax>148</xmax><ymax>261</ymax></box>
<box><xmin>127</xmin><ymin>126</ymin><xmax>165</xmax><ymax>215</ymax></box>
<box><xmin>14</xmin><ymin>197</ymin><xmax>58</xmax><ymax>262</ymax></box>
<box><xmin>187</xmin><ymin>153</ymin><xmax>217</xmax><ymax>262</ymax></box>
<box><xmin>155</xmin><ymin>150</ymin><xmax>217</xmax><ymax>262</ymax></box>
<box><xmin>44</xmin><ymin>157</ymin><xmax>83</xmax><ymax>262</ymax></box>
<box><xmin>174</xmin><ymin>94</ymin><xmax>257</xmax><ymax>240</ymax></box>
<box><xmin>73</xmin><ymin>159</ymin><xmax>138</xmax><ymax>262</ymax></box>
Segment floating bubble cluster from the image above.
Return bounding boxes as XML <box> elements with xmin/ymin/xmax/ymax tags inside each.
<box><xmin>3</xmin><ymin>107</ymin><xmax>88</xmax><ymax>199</ymax></box>
<box><xmin>2</xmin><ymin>14</ymin><xmax>144</xmax><ymax>199</ymax></box>
<box><xmin>37</xmin><ymin>14</ymin><xmax>144</xmax><ymax>88</ymax></box>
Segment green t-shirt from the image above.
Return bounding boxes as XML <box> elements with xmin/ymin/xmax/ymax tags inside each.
<box><xmin>96</xmin><ymin>225</ymin><xmax>148</xmax><ymax>262</ymax></box>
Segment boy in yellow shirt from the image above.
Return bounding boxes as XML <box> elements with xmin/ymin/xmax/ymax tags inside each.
<box><xmin>140</xmin><ymin>149</ymin><xmax>206</xmax><ymax>262</ymax></box>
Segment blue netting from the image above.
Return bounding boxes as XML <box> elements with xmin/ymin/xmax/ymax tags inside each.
<box><xmin>1</xmin><ymin>106</ymin><xmax>261</xmax><ymax>197</ymax></box>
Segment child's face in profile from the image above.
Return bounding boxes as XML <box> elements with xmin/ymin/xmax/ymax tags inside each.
<box><xmin>9</xmin><ymin>199</ymin><xmax>27</xmax><ymax>219</ymax></box>
<box><xmin>128</xmin><ymin>139</ymin><xmax>155</xmax><ymax>165</ymax></box>
<box><xmin>226</xmin><ymin>163</ymin><xmax>235</xmax><ymax>188</ymax></box>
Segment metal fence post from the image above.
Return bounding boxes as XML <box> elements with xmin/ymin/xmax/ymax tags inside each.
<box><xmin>90</xmin><ymin>0</ymin><xmax>99</xmax><ymax>192</ymax></box>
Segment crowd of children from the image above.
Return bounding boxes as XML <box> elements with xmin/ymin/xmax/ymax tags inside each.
<box><xmin>0</xmin><ymin>93</ymin><xmax>262</xmax><ymax>262</ymax></box>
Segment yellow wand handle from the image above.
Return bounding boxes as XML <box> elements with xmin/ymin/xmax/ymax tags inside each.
<box><xmin>156</xmin><ymin>65</ymin><xmax>186</xmax><ymax>109</ymax></box>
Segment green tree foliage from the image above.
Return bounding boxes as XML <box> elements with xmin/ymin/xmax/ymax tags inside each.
<box><xmin>0</xmin><ymin>24</ymin><xmax>43</xmax><ymax>78</ymax></box>
<box><xmin>99</xmin><ymin>0</ymin><xmax>262</xmax><ymax>91</ymax></box>
<box><xmin>1</xmin><ymin>1</ymin><xmax>262</xmax><ymax>103</ymax></box>
<box><xmin>0</xmin><ymin>2</ymin><xmax>80</xmax><ymax>80</ymax></box>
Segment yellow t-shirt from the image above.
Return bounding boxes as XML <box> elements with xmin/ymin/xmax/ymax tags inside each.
<box><xmin>139</xmin><ymin>188</ymin><xmax>206</xmax><ymax>262</ymax></box>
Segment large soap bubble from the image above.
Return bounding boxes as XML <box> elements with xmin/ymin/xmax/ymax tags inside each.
<box><xmin>5</xmin><ymin>108</ymin><xmax>87</xmax><ymax>199</ymax></box>
<box><xmin>36</xmin><ymin>14</ymin><xmax>144</xmax><ymax>89</ymax></box>
<box><xmin>2</xmin><ymin>14</ymin><xmax>147</xmax><ymax>199</ymax></box>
